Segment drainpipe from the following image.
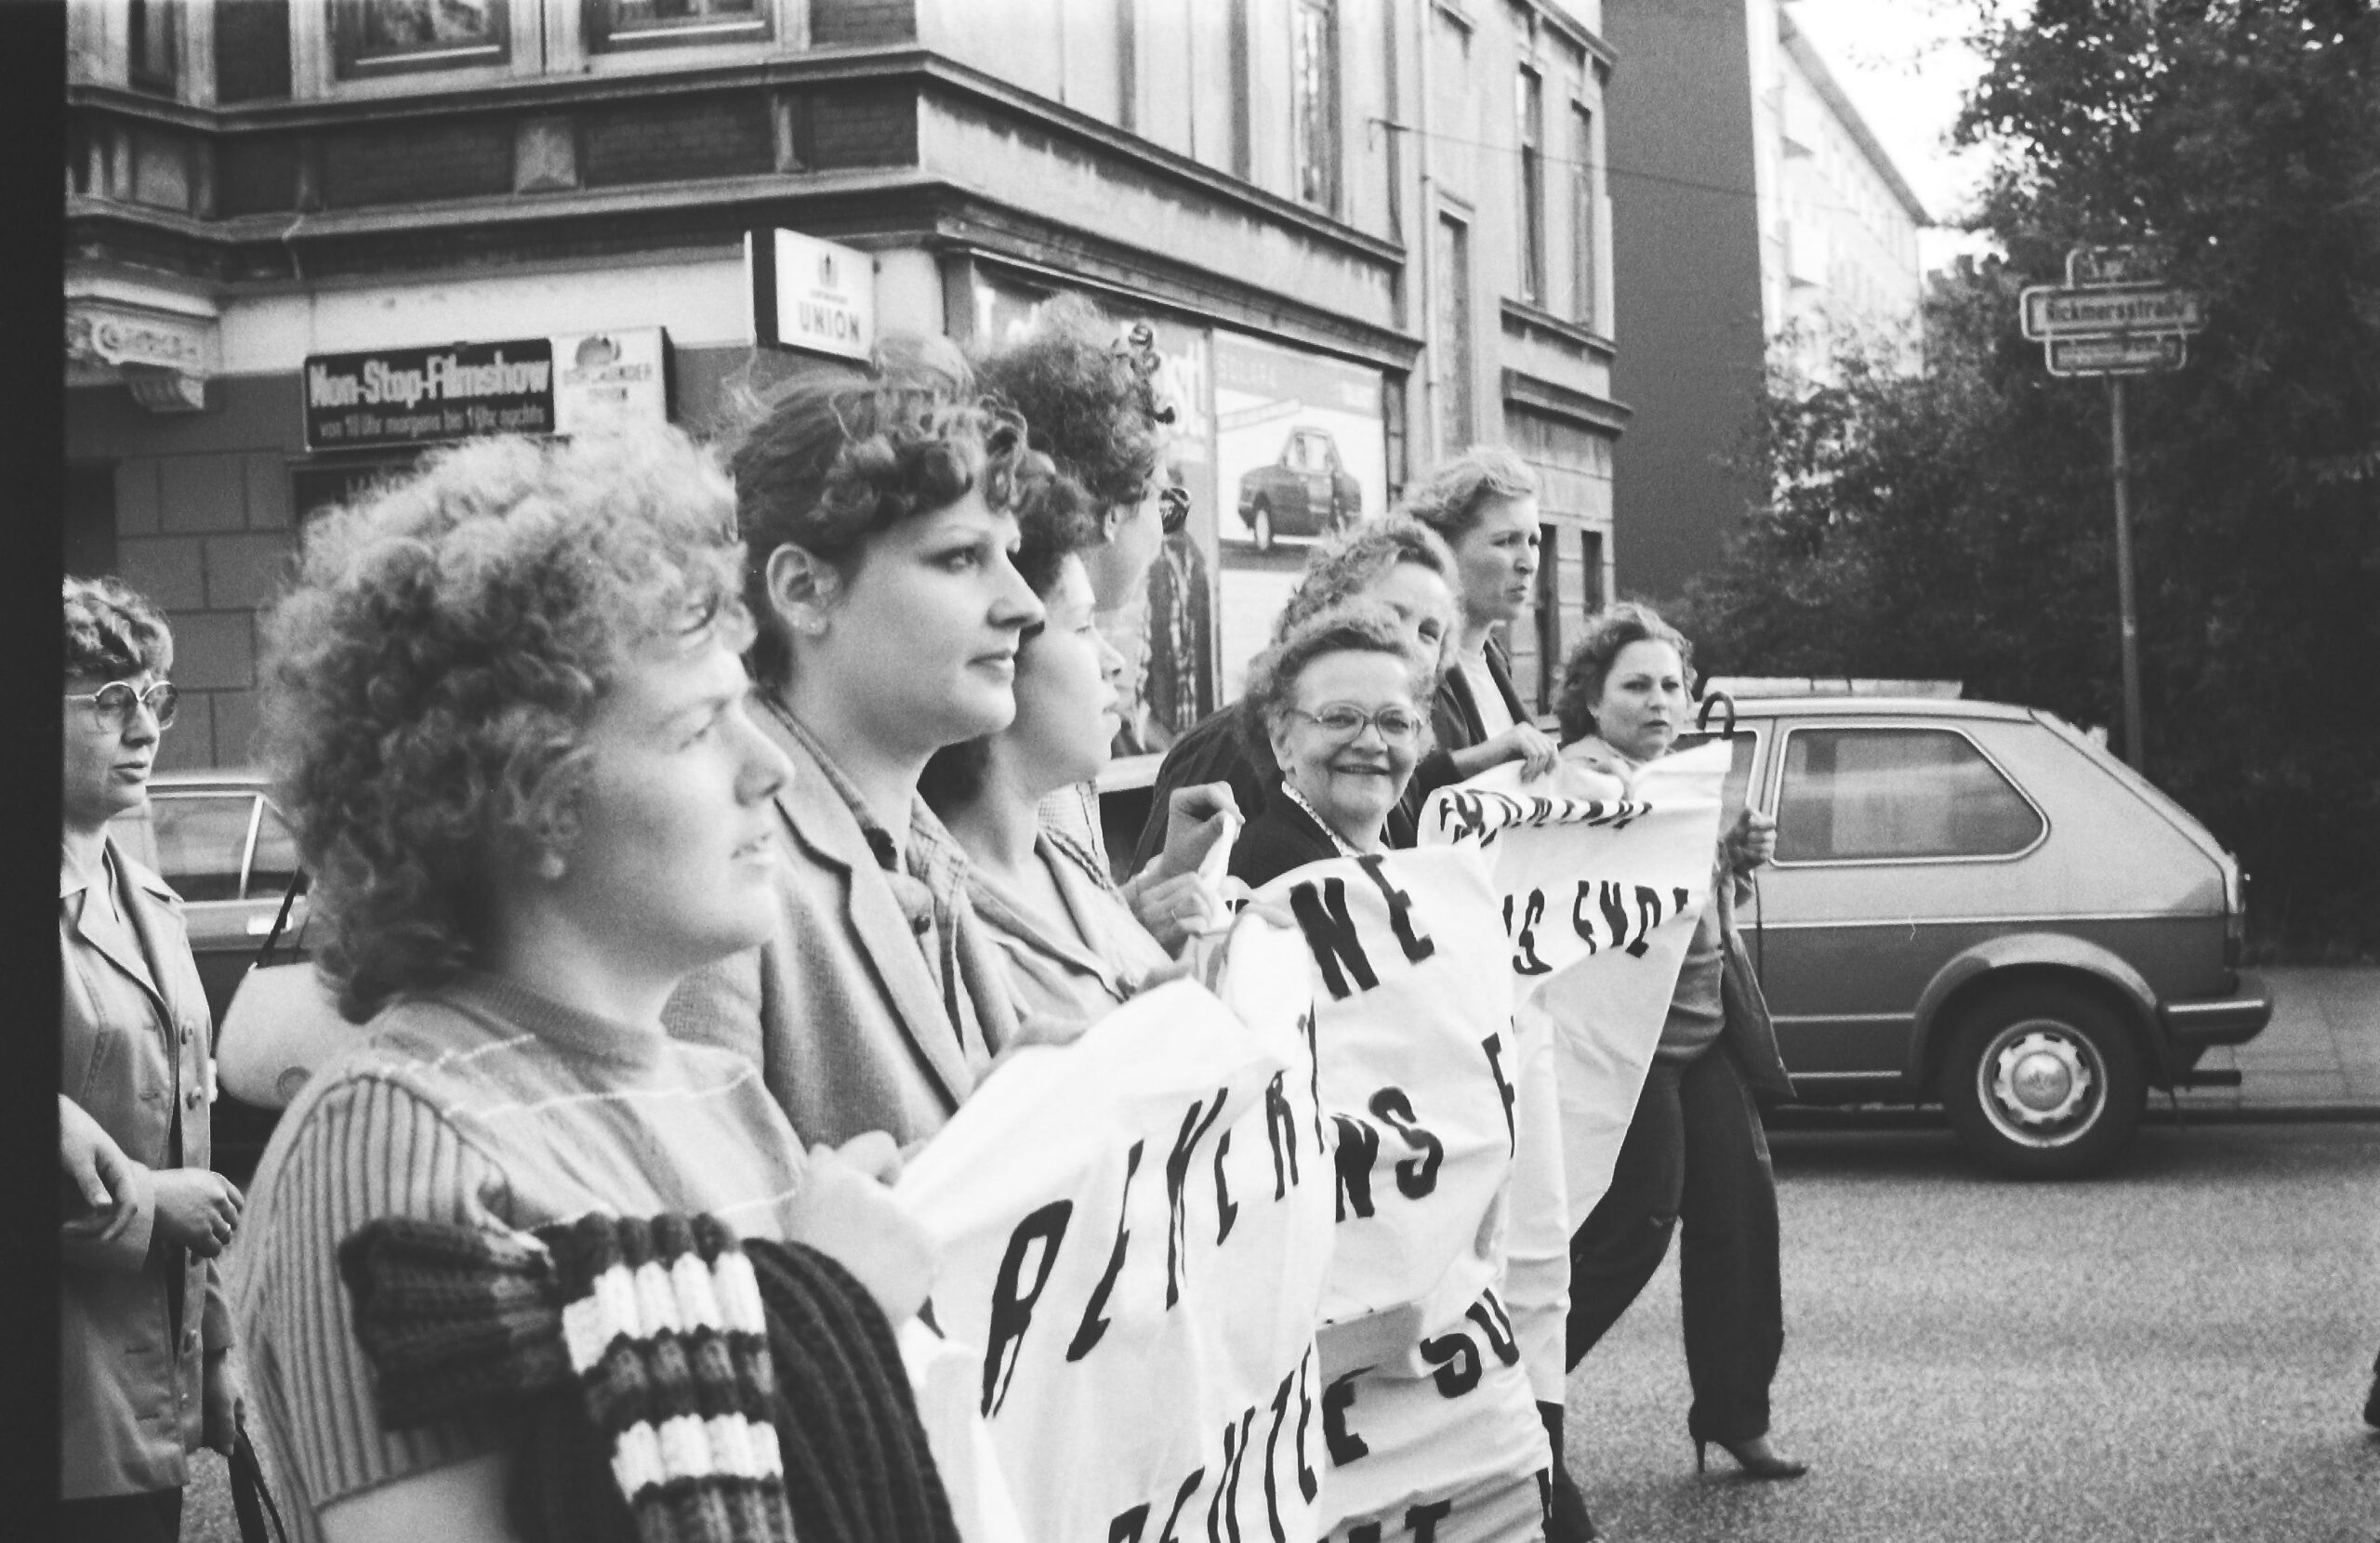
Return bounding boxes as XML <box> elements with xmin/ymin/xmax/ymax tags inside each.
<box><xmin>1412</xmin><ymin>0</ymin><xmax>1440</xmax><ymax>466</ymax></box>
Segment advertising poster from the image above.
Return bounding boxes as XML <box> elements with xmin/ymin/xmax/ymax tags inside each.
<box><xmin>1211</xmin><ymin>334</ymin><xmax>1389</xmax><ymax>703</ymax></box>
<box><xmin>970</xmin><ymin>277</ymin><xmax>1221</xmax><ymax>752</ymax></box>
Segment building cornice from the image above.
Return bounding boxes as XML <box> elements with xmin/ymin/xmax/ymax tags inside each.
<box><xmin>1501</xmin><ymin>366</ymin><xmax>1633</xmax><ymax>434</ymax></box>
<box><xmin>1501</xmin><ymin>297</ymin><xmax>1618</xmax><ymax>361</ymax></box>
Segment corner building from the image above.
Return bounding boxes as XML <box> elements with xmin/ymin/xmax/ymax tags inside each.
<box><xmin>66</xmin><ymin>0</ymin><xmax>1626</xmax><ymax>772</ymax></box>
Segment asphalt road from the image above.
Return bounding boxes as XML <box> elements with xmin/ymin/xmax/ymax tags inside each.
<box><xmin>1562</xmin><ymin>1120</ymin><xmax>2380</xmax><ymax>1543</ymax></box>
<box><xmin>182</xmin><ymin>1120</ymin><xmax>2380</xmax><ymax>1543</ymax></box>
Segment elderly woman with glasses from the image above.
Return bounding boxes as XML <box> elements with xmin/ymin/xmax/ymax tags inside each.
<box><xmin>60</xmin><ymin>575</ymin><xmax>245</xmax><ymax>1543</ymax></box>
<box><xmin>1226</xmin><ymin>605</ymin><xmax>1435</xmax><ymax>889</ymax></box>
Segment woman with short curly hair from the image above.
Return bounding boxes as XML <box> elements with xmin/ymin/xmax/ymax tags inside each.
<box><xmin>662</xmin><ymin>347</ymin><xmax>1051</xmax><ymax>1151</ymax></box>
<box><xmin>233</xmin><ymin>425</ymin><xmax>934</xmax><ymax>1542</ymax></box>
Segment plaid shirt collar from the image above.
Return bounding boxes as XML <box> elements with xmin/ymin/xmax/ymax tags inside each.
<box><xmin>765</xmin><ymin>699</ymin><xmax>972</xmax><ymax>918</ymax></box>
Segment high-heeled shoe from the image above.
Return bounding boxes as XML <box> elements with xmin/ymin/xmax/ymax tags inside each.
<box><xmin>1693</xmin><ymin>1431</ymin><xmax>1809</xmax><ymax>1480</ymax></box>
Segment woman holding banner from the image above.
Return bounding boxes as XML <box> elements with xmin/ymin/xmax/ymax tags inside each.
<box><xmin>919</xmin><ymin>456</ymin><xmax>1240</xmax><ymax>1025</ymax></box>
<box><xmin>1130</xmin><ymin>518</ymin><xmax>1461</xmax><ymax>871</ymax></box>
<box><xmin>1553</xmin><ymin>603</ymin><xmax>1806</xmax><ymax>1482</ymax></box>
<box><xmin>662</xmin><ymin>349</ymin><xmax>1051</xmax><ymax>1150</ymax></box>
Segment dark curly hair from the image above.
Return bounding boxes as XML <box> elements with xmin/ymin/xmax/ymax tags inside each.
<box><xmin>972</xmin><ymin>294</ymin><xmax>1170</xmax><ymax>520</ymax></box>
<box><xmin>258</xmin><ymin>427</ymin><xmax>748</xmax><ymax>1024</ymax></box>
<box><xmin>916</xmin><ymin>472</ymin><xmax>1107</xmax><ymax>814</ymax></box>
<box><xmin>1401</xmin><ymin>445</ymin><xmax>1540</xmax><ymax>543</ymax></box>
<box><xmin>1239</xmin><ymin>603</ymin><xmax>1435</xmax><ymax>765</ymax></box>
<box><xmin>726</xmin><ymin>349</ymin><xmax>1031</xmax><ymax>691</ymax></box>
<box><xmin>64</xmin><ymin>574</ymin><xmax>174</xmax><ymax>681</ymax></box>
<box><xmin>1554</xmin><ymin>601</ymin><xmax>1696</xmax><ymax>745</ymax></box>
<box><xmin>1276</xmin><ymin>517</ymin><xmax>1458</xmax><ymax>642</ymax></box>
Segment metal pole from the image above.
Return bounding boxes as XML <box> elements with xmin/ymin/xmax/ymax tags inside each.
<box><xmin>2109</xmin><ymin>375</ymin><xmax>2146</xmax><ymax>771</ymax></box>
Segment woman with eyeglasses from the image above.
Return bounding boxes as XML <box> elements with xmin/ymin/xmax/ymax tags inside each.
<box><xmin>60</xmin><ymin>576</ymin><xmax>244</xmax><ymax>1543</ymax></box>
<box><xmin>1226</xmin><ymin>605</ymin><xmax>1435</xmax><ymax>890</ymax></box>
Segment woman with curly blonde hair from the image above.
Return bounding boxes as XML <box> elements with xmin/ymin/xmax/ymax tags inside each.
<box><xmin>231</xmin><ymin>427</ymin><xmax>926</xmax><ymax>1542</ymax></box>
<box><xmin>662</xmin><ymin>344</ymin><xmax>1051</xmax><ymax>1150</ymax></box>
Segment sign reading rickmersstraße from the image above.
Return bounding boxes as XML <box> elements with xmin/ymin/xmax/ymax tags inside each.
<box><xmin>2020</xmin><ymin>285</ymin><xmax>2206</xmax><ymax>340</ymax></box>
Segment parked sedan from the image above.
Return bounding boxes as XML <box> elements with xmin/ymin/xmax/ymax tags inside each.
<box><xmin>1683</xmin><ymin>694</ymin><xmax>2269</xmax><ymax>1177</ymax></box>
<box><xmin>107</xmin><ymin>769</ymin><xmax>309</xmax><ymax>1186</ymax></box>
<box><xmin>1236</xmin><ymin>427</ymin><xmax>1362</xmax><ymax>551</ymax></box>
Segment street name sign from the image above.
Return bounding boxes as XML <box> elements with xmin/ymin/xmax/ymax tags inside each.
<box><xmin>2021</xmin><ymin>284</ymin><xmax>2206</xmax><ymax>340</ymax></box>
<box><xmin>2067</xmin><ymin>244</ymin><xmax>2167</xmax><ymax>288</ymax></box>
<box><xmin>2046</xmin><ymin>333</ymin><xmax>2186</xmax><ymax>377</ymax></box>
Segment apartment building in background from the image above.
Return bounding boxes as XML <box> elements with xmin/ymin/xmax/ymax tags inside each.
<box><xmin>64</xmin><ymin>0</ymin><xmax>1626</xmax><ymax>781</ymax></box>
<box><xmin>1602</xmin><ymin>0</ymin><xmax>1924</xmax><ymax>603</ymax></box>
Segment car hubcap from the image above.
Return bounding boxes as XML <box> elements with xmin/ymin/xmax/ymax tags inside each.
<box><xmin>1980</xmin><ymin>1022</ymin><xmax>2101</xmax><ymax>1146</ymax></box>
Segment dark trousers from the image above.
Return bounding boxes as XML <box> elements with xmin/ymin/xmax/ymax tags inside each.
<box><xmin>59</xmin><ymin>1488</ymin><xmax>183</xmax><ymax>1543</ymax></box>
<box><xmin>1565</xmin><ymin>1044</ymin><xmax>1783</xmax><ymax>1446</ymax></box>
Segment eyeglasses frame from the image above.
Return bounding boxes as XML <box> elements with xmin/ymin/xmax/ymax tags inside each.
<box><xmin>66</xmin><ymin>679</ymin><xmax>180</xmax><ymax>732</ymax></box>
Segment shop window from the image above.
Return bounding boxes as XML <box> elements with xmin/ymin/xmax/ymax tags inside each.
<box><xmin>1435</xmin><ymin>211</ymin><xmax>1474</xmax><ymax>451</ymax></box>
<box><xmin>1570</xmin><ymin>103</ymin><xmax>1597</xmax><ymax>329</ymax></box>
<box><xmin>587</xmin><ymin>0</ymin><xmax>771</xmax><ymax>53</ymax></box>
<box><xmin>1516</xmin><ymin>67</ymin><xmax>1545</xmax><ymax>306</ymax></box>
<box><xmin>333</xmin><ymin>0</ymin><xmax>509</xmax><ymax>79</ymax></box>
<box><xmin>126</xmin><ymin>0</ymin><xmax>178</xmax><ymax>93</ymax></box>
<box><xmin>1291</xmin><ymin>0</ymin><xmax>1341</xmax><ymax>214</ymax></box>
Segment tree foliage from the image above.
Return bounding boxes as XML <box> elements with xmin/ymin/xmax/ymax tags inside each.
<box><xmin>1677</xmin><ymin>0</ymin><xmax>2380</xmax><ymax>953</ymax></box>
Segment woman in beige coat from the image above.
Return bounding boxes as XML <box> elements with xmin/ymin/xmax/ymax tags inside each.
<box><xmin>59</xmin><ymin>576</ymin><xmax>242</xmax><ymax>1542</ymax></box>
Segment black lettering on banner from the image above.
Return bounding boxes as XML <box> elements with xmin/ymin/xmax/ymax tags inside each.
<box><xmin>1205</xmin><ymin>1406</ymin><xmax>1254</xmax><ymax>1543</ymax></box>
<box><xmin>1321</xmin><ymin>1370</ymin><xmax>1370</xmax><ymax>1465</ymax></box>
<box><xmin>1353</xmin><ymin>854</ymin><xmax>1436</xmax><ymax>963</ymax></box>
<box><xmin>1366</xmin><ymin>1088</ymin><xmax>1443</xmax><ymax>1199</ymax></box>
<box><xmin>1439</xmin><ymin>790</ymin><xmax>1487</xmax><ymax>843</ymax></box>
<box><xmin>1301</xmin><ymin>1006</ymin><xmax>1327</xmax><ymax>1153</ymax></box>
<box><xmin>1404</xmin><ymin>1498</ymin><xmax>1454</xmax><ymax>1542</ymax></box>
<box><xmin>1480</xmin><ymin>1033</ymin><xmax>1517</xmax><ymax>1153</ymax></box>
<box><xmin>1264</xmin><ymin>1072</ymin><xmax>1301</xmax><ymax>1198</ymax></box>
<box><xmin>1329</xmin><ymin>1114</ymin><xmax>1381</xmax><ymax>1220</ymax></box>
<box><xmin>1570</xmin><ymin>881</ymin><xmax>1601</xmax><ymax>955</ymax></box>
<box><xmin>1674</xmin><ymin>886</ymin><xmax>1692</xmax><ymax>917</ymax></box>
<box><xmin>1068</xmin><ymin>1140</ymin><xmax>1145</xmax><ymax>1363</ymax></box>
<box><xmin>1598</xmin><ymin>880</ymin><xmax>1631</xmax><ymax>955</ymax></box>
<box><xmin>1214</xmin><ymin>1128</ymin><xmax>1238</xmax><ymax>1245</ymax></box>
<box><xmin>1263</xmin><ymin>1369</ymin><xmax>1296</xmax><ymax>1543</ymax></box>
<box><xmin>1512</xmin><ymin>887</ymin><xmax>1552</xmax><ymax>976</ymax></box>
<box><xmin>1110</xmin><ymin>1505</ymin><xmax>1153</xmax><ymax>1543</ymax></box>
<box><xmin>1346</xmin><ymin>1526</ymin><xmax>1383</xmax><ymax>1543</ymax></box>
<box><xmin>1168</xmin><ymin>1090</ymin><xmax>1230</xmax><ymax>1307</ymax></box>
<box><xmin>1466</xmin><ymin>1290</ymin><xmax>1520</xmax><ymax>1366</ymax></box>
<box><xmin>1294</xmin><ymin>1352</ymin><xmax>1319</xmax><ymax>1501</ymax></box>
<box><xmin>1157</xmin><ymin>1468</ymin><xmax>1206</xmax><ymax>1543</ymax></box>
<box><xmin>1630</xmin><ymin>885</ymin><xmax>1666</xmax><ymax>956</ymax></box>
<box><xmin>1418</xmin><ymin>1330</ymin><xmax>1481</xmax><ymax>1397</ymax></box>
<box><xmin>981</xmin><ymin>1199</ymin><xmax>1072</xmax><ymax>1418</ymax></box>
<box><xmin>1289</xmin><ymin>878</ymin><xmax>1379</xmax><ymax>998</ymax></box>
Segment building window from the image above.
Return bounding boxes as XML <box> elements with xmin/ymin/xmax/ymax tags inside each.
<box><xmin>1516</xmin><ymin>66</ymin><xmax>1544</xmax><ymax>306</ymax></box>
<box><xmin>333</xmin><ymin>0</ymin><xmax>509</xmax><ymax>79</ymax></box>
<box><xmin>588</xmin><ymin>0</ymin><xmax>771</xmax><ymax>52</ymax></box>
<box><xmin>1291</xmin><ymin>0</ymin><xmax>1341</xmax><ymax>214</ymax></box>
<box><xmin>1571</xmin><ymin>103</ymin><xmax>1597</xmax><ymax>329</ymax></box>
<box><xmin>1435</xmin><ymin>210</ymin><xmax>1473</xmax><ymax>451</ymax></box>
<box><xmin>126</xmin><ymin>0</ymin><xmax>178</xmax><ymax>92</ymax></box>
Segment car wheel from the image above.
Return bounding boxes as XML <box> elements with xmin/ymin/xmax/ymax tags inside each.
<box><xmin>1250</xmin><ymin>499</ymin><xmax>1274</xmax><ymax>554</ymax></box>
<box><xmin>1939</xmin><ymin>984</ymin><xmax>2146</xmax><ymax>1179</ymax></box>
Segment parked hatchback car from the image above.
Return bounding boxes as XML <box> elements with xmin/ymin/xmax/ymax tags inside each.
<box><xmin>1236</xmin><ymin>427</ymin><xmax>1362</xmax><ymax>551</ymax></box>
<box><xmin>107</xmin><ymin>769</ymin><xmax>310</xmax><ymax>1186</ymax></box>
<box><xmin>1678</xmin><ymin>693</ymin><xmax>2269</xmax><ymax>1177</ymax></box>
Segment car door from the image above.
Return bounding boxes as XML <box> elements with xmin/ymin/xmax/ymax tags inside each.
<box><xmin>1744</xmin><ymin>719</ymin><xmax>2048</xmax><ymax>1090</ymax></box>
<box><xmin>132</xmin><ymin>790</ymin><xmax>307</xmax><ymax>1024</ymax></box>
<box><xmin>1289</xmin><ymin>431</ymin><xmax>1332</xmax><ymax>531</ymax></box>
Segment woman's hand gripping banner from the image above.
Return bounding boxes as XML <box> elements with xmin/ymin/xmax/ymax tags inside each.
<box><xmin>893</xmin><ymin>979</ymin><xmax>1338</xmax><ymax>1543</ymax></box>
<box><xmin>1418</xmin><ymin>740</ymin><xmax>1733</xmax><ymax>1230</ymax></box>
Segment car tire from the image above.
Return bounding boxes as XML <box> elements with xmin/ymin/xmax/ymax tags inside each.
<box><xmin>1250</xmin><ymin>500</ymin><xmax>1275</xmax><ymax>554</ymax></box>
<box><xmin>1939</xmin><ymin>983</ymin><xmax>2147</xmax><ymax>1179</ymax></box>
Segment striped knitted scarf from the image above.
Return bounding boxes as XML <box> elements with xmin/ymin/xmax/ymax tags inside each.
<box><xmin>337</xmin><ymin>1212</ymin><xmax>961</xmax><ymax>1543</ymax></box>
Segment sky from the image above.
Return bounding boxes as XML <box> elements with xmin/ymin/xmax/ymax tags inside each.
<box><xmin>1781</xmin><ymin>0</ymin><xmax>2025</xmax><ymax>272</ymax></box>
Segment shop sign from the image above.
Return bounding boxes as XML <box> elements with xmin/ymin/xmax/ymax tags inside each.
<box><xmin>552</xmin><ymin>327</ymin><xmax>670</xmax><ymax>435</ymax></box>
<box><xmin>304</xmin><ymin>340</ymin><xmax>556</xmax><ymax>451</ymax></box>
<box><xmin>66</xmin><ymin>299</ymin><xmax>218</xmax><ymax>376</ymax></box>
<box><xmin>747</xmin><ymin>228</ymin><xmax>876</xmax><ymax>362</ymax></box>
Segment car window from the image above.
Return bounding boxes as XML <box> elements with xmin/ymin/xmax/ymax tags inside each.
<box><xmin>149</xmin><ymin>794</ymin><xmax>259</xmax><ymax>903</ymax></box>
<box><xmin>249</xmin><ymin>802</ymin><xmax>302</xmax><ymax>900</ymax></box>
<box><xmin>1289</xmin><ymin>434</ymin><xmax>1325</xmax><ymax>472</ymax></box>
<box><xmin>1776</xmin><ymin>727</ymin><xmax>2043</xmax><ymax>862</ymax></box>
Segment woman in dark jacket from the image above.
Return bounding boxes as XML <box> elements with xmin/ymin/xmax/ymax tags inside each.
<box><xmin>1555</xmin><ymin>602</ymin><xmax>1807</xmax><ymax>1482</ymax></box>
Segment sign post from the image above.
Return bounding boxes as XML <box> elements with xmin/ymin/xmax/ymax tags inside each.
<box><xmin>2020</xmin><ymin>246</ymin><xmax>2206</xmax><ymax>772</ymax></box>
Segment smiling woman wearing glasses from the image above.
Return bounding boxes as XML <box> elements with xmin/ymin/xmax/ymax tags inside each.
<box><xmin>60</xmin><ymin>575</ymin><xmax>244</xmax><ymax>1543</ymax></box>
<box><xmin>1227</xmin><ymin>604</ymin><xmax>1435</xmax><ymax>889</ymax></box>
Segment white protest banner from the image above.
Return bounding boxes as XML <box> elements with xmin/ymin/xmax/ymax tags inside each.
<box><xmin>1217</xmin><ymin>847</ymin><xmax>1552</xmax><ymax>1542</ymax></box>
<box><xmin>1419</xmin><ymin>741</ymin><xmax>1731</xmax><ymax>1229</ymax></box>
<box><xmin>892</xmin><ymin>979</ymin><xmax>1336</xmax><ymax>1543</ymax></box>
